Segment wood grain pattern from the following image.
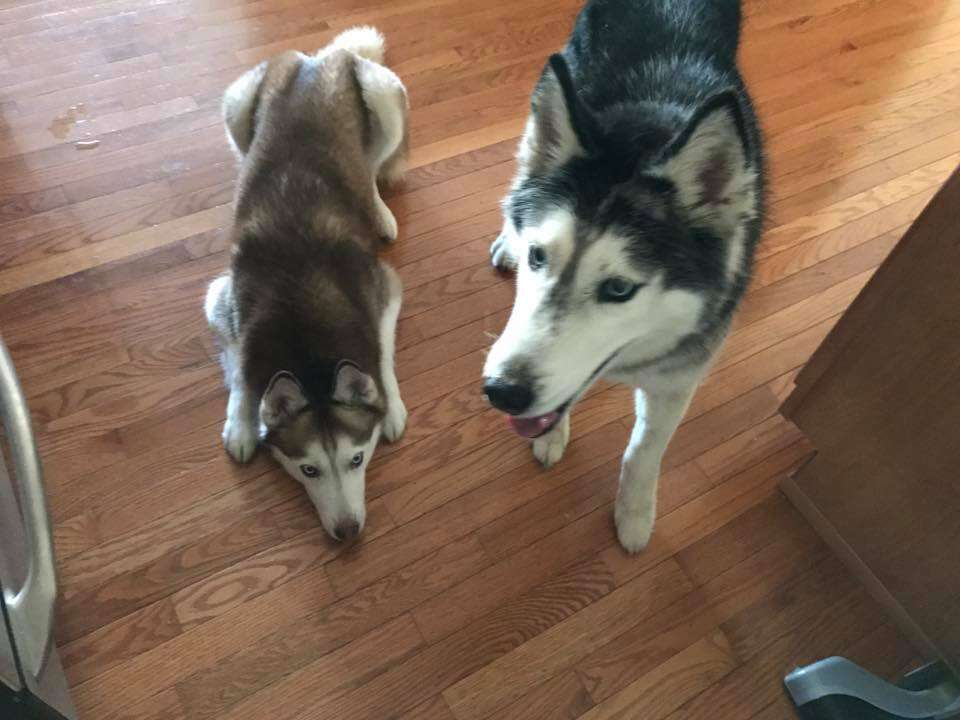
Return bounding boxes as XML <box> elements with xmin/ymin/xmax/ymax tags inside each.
<box><xmin>441</xmin><ymin>560</ymin><xmax>694</xmax><ymax>720</ymax></box>
<box><xmin>577</xmin><ymin>631</ymin><xmax>738</xmax><ymax>720</ymax></box>
<box><xmin>485</xmin><ymin>671</ymin><xmax>594</xmax><ymax>720</ymax></box>
<box><xmin>0</xmin><ymin>0</ymin><xmax>941</xmax><ymax>717</ymax></box>
<box><xmin>575</xmin><ymin>516</ymin><xmax>828</xmax><ymax>705</ymax></box>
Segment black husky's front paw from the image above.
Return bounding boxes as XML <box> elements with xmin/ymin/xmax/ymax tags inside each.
<box><xmin>490</xmin><ymin>231</ymin><xmax>518</xmax><ymax>271</ymax></box>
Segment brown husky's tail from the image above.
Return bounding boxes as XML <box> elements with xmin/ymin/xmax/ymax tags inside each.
<box><xmin>329</xmin><ymin>26</ymin><xmax>386</xmax><ymax>65</ymax></box>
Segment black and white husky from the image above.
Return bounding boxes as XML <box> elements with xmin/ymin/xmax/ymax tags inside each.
<box><xmin>483</xmin><ymin>0</ymin><xmax>764</xmax><ymax>553</ymax></box>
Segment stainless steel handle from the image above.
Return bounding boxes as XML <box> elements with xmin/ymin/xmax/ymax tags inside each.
<box><xmin>0</xmin><ymin>337</ymin><xmax>57</xmax><ymax>679</ymax></box>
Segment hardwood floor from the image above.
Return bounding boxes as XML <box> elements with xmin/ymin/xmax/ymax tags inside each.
<box><xmin>0</xmin><ymin>0</ymin><xmax>948</xmax><ymax>718</ymax></box>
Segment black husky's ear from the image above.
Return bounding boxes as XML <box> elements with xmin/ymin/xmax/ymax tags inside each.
<box><xmin>331</xmin><ymin>361</ymin><xmax>379</xmax><ymax>406</ymax></box>
<box><xmin>657</xmin><ymin>91</ymin><xmax>757</xmax><ymax>233</ymax></box>
<box><xmin>222</xmin><ymin>61</ymin><xmax>268</xmax><ymax>156</ymax></box>
<box><xmin>260</xmin><ymin>371</ymin><xmax>309</xmax><ymax>428</ymax></box>
<box><xmin>525</xmin><ymin>54</ymin><xmax>597</xmax><ymax>171</ymax></box>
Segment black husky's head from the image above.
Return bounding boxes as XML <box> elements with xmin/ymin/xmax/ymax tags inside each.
<box><xmin>484</xmin><ymin>54</ymin><xmax>761</xmax><ymax>432</ymax></box>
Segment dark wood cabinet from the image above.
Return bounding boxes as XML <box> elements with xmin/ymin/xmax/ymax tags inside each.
<box><xmin>781</xmin><ymin>166</ymin><xmax>960</xmax><ymax>674</ymax></box>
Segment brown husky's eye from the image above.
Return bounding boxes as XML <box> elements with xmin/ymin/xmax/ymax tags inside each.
<box><xmin>351</xmin><ymin>452</ymin><xmax>364</xmax><ymax>467</ymax></box>
<box><xmin>300</xmin><ymin>464</ymin><xmax>320</xmax><ymax>478</ymax></box>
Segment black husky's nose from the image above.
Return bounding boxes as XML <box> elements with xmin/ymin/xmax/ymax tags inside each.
<box><xmin>334</xmin><ymin>520</ymin><xmax>360</xmax><ymax>542</ymax></box>
<box><xmin>483</xmin><ymin>378</ymin><xmax>533</xmax><ymax>415</ymax></box>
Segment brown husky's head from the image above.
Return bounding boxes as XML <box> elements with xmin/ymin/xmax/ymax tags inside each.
<box><xmin>260</xmin><ymin>362</ymin><xmax>384</xmax><ymax>542</ymax></box>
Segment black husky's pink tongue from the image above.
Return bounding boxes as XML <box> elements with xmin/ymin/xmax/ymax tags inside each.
<box><xmin>507</xmin><ymin>412</ymin><xmax>559</xmax><ymax>439</ymax></box>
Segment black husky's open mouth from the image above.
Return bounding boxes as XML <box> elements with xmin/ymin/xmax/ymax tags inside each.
<box><xmin>507</xmin><ymin>401</ymin><xmax>569</xmax><ymax>439</ymax></box>
<box><xmin>503</xmin><ymin>348</ymin><xmax>624</xmax><ymax>440</ymax></box>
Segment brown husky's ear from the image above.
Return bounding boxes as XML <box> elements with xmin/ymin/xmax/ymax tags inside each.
<box><xmin>332</xmin><ymin>361</ymin><xmax>379</xmax><ymax>406</ymax></box>
<box><xmin>526</xmin><ymin>54</ymin><xmax>598</xmax><ymax>172</ymax></box>
<box><xmin>222</xmin><ymin>61</ymin><xmax>268</xmax><ymax>156</ymax></box>
<box><xmin>260</xmin><ymin>371</ymin><xmax>309</xmax><ymax>428</ymax></box>
<box><xmin>656</xmin><ymin>91</ymin><xmax>757</xmax><ymax>234</ymax></box>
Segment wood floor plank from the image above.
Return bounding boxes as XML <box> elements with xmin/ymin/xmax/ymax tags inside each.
<box><xmin>576</xmin><ymin>631</ymin><xmax>738</xmax><ymax>720</ymax></box>
<box><xmin>396</xmin><ymin>696</ymin><xmax>458</xmax><ymax>720</ymax></box>
<box><xmin>738</xmin><ymin>226</ymin><xmax>902</xmax><ymax>326</ymax></box>
<box><xmin>770</xmin><ymin>128</ymin><xmax>960</xmax><ymax>225</ymax></box>
<box><xmin>575</xmin><ymin>512</ymin><xmax>828</xmax><ymax>705</ymax></box>
<box><xmin>0</xmin><ymin>202</ymin><xmax>231</xmax><ymax>294</ymax></box>
<box><xmin>0</xmin><ymin>96</ymin><xmax>200</xmax><ymax>158</ymax></box>
<box><xmin>694</xmin><ymin>414</ymin><xmax>805</xmax><ymax>484</ymax></box>
<box><xmin>412</xmin><ymin>501</ymin><xmax>623</xmax><ymax>647</ymax></box>
<box><xmin>0</xmin><ymin>103</ymin><xmax>222</xmax><ymax>180</ymax></box>
<box><xmin>674</xmin><ymin>493</ymin><xmax>820</xmax><ymax>588</ymax></box>
<box><xmin>0</xmin><ymin>123</ymin><xmax>226</xmax><ymax>196</ymax></box>
<box><xmin>378</xmin><ymin>386</ymin><xmax>631</xmax><ymax>522</ymax></box>
<box><xmin>60</xmin><ymin>598</ymin><xmax>183</xmax><ymax>685</ymax></box>
<box><xmin>751</xmin><ymin>21</ymin><xmax>960</xmax><ymax>111</ymax></box>
<box><xmin>331</xmin><ymin>420</ymin><xmax>631</xmax><ymax>599</ymax></box>
<box><xmin>775</xmin><ymin>111</ymin><xmax>960</xmax><ymax>200</ymax></box>
<box><xmin>439</xmin><ymin>447</ymin><xmax>816</xmax><ymax>719</ymax></box>
<box><xmin>413</xmin><ymin>380</ymin><xmax>809</xmax><ymax>648</ymax></box>
<box><xmin>752</xmin><ymin>190</ymin><xmax>931</xmax><ymax>288</ymax></box>
<box><xmin>169</xmin><ymin>527</ymin><xmax>337</xmax><ymax>630</ymax></box>
<box><xmin>210</xmin><ymin>614</ymin><xmax>426</xmax><ymax>720</ymax></box>
<box><xmin>661</xmin><ymin>560</ymin><xmax>888</xmax><ymax>720</ymax></box>
<box><xmin>72</xmin><ymin>557</ymin><xmax>339</xmax><ymax>716</ymax></box>
<box><xmin>311</xmin><ymin>560</ymin><xmax>687</xmax><ymax>720</ymax></box>
<box><xmin>768</xmin><ymin>61</ymin><xmax>960</xmax><ymax>158</ymax></box>
<box><xmin>441</xmin><ymin>560</ymin><xmax>695</xmax><ymax>720</ymax></box>
<box><xmin>716</xmin><ymin>270</ymin><xmax>873</xmax><ymax>372</ymax></box>
<box><xmin>689</xmin><ymin>316</ymin><xmax>838</xmax><ymax>416</ymax></box>
<box><xmin>57</xmin><ymin>487</ymin><xmax>309</xmax><ymax>642</ymax></box>
<box><xmin>98</xmin><ymin>688</ymin><xmax>187</xmax><ymax>720</ymax></box>
<box><xmin>762</xmin><ymin>153</ymin><xmax>959</xmax><ymax>258</ymax></box>
<box><xmin>486</xmin><ymin>671</ymin><xmax>595</xmax><ymax>720</ymax></box>
<box><xmin>0</xmin><ymin>0</ymin><xmax>937</xmax><ymax>717</ymax></box>
<box><xmin>58</xmin><ymin>470</ymin><xmax>294</xmax><ymax>591</ymax></box>
<box><xmin>175</xmin><ymin>536</ymin><xmax>488</xmax><ymax>720</ymax></box>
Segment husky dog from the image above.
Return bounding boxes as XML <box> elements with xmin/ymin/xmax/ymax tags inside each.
<box><xmin>204</xmin><ymin>27</ymin><xmax>409</xmax><ymax>542</ymax></box>
<box><xmin>482</xmin><ymin>0</ymin><xmax>763</xmax><ymax>553</ymax></box>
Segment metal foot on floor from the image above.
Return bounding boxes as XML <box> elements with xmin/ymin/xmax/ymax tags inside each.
<box><xmin>785</xmin><ymin>657</ymin><xmax>960</xmax><ymax>719</ymax></box>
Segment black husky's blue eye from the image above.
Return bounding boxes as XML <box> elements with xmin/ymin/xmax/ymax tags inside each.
<box><xmin>351</xmin><ymin>452</ymin><xmax>364</xmax><ymax>467</ymax></box>
<box><xmin>528</xmin><ymin>245</ymin><xmax>547</xmax><ymax>270</ymax></box>
<box><xmin>598</xmin><ymin>277</ymin><xmax>642</xmax><ymax>303</ymax></box>
<box><xmin>300</xmin><ymin>464</ymin><xmax>320</xmax><ymax>478</ymax></box>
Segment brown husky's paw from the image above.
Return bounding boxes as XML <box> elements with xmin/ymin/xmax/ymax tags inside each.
<box><xmin>383</xmin><ymin>399</ymin><xmax>407</xmax><ymax>442</ymax></box>
<box><xmin>223</xmin><ymin>418</ymin><xmax>258</xmax><ymax>463</ymax></box>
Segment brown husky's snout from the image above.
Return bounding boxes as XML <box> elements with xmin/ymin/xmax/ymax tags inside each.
<box><xmin>333</xmin><ymin>519</ymin><xmax>361</xmax><ymax>542</ymax></box>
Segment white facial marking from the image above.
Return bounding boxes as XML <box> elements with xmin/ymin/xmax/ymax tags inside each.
<box><xmin>271</xmin><ymin>428</ymin><xmax>380</xmax><ymax>541</ymax></box>
<box><xmin>484</xmin><ymin>207</ymin><xmax>576</xmax><ymax>381</ymax></box>
<box><xmin>485</xmin><ymin>220</ymin><xmax>706</xmax><ymax>416</ymax></box>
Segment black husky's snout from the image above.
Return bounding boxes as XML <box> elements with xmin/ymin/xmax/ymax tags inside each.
<box><xmin>483</xmin><ymin>377</ymin><xmax>534</xmax><ymax>416</ymax></box>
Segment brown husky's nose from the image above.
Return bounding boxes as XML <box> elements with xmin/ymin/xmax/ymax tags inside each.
<box><xmin>334</xmin><ymin>520</ymin><xmax>361</xmax><ymax>542</ymax></box>
<box><xmin>483</xmin><ymin>378</ymin><xmax>533</xmax><ymax>416</ymax></box>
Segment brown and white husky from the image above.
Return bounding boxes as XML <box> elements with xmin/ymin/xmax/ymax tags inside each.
<box><xmin>205</xmin><ymin>27</ymin><xmax>409</xmax><ymax>543</ymax></box>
